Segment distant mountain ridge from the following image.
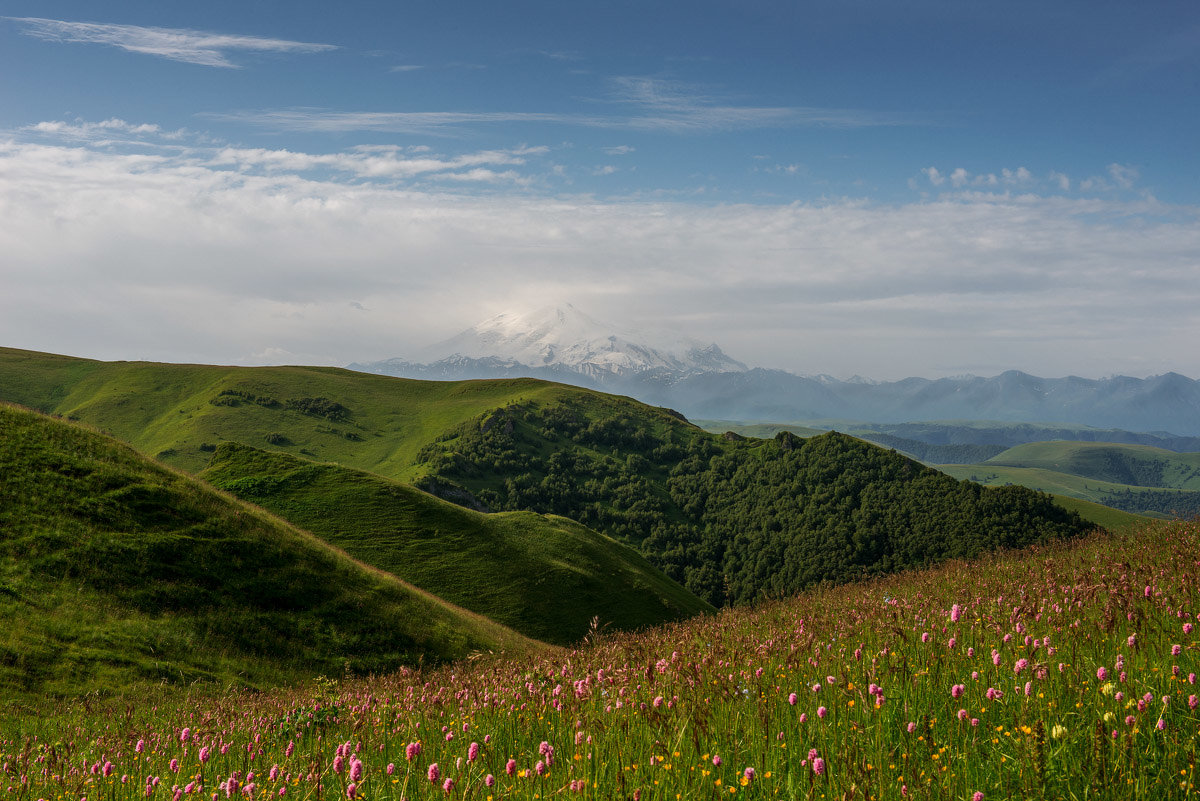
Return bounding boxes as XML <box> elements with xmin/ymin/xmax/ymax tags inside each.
<box><xmin>351</xmin><ymin>305</ymin><xmax>1200</xmax><ymax>436</ymax></box>
<box><xmin>363</xmin><ymin>303</ymin><xmax>747</xmax><ymax>382</ymax></box>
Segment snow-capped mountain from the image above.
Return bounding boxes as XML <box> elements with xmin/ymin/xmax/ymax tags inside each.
<box><xmin>355</xmin><ymin>303</ymin><xmax>746</xmax><ymax>383</ymax></box>
<box><xmin>348</xmin><ymin>304</ymin><xmax>1200</xmax><ymax>436</ymax></box>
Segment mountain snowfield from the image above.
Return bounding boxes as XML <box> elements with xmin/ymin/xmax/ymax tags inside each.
<box><xmin>368</xmin><ymin>303</ymin><xmax>747</xmax><ymax>379</ymax></box>
<box><xmin>350</xmin><ymin>303</ymin><xmax>1200</xmax><ymax>435</ymax></box>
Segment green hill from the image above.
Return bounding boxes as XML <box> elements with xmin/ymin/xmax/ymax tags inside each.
<box><xmin>200</xmin><ymin>444</ymin><xmax>713</xmax><ymax>645</ymax></box>
<box><xmin>415</xmin><ymin>404</ymin><xmax>1095</xmax><ymax>605</ymax></box>
<box><xmin>0</xmin><ymin>404</ymin><xmax>536</xmax><ymax>698</ymax></box>
<box><xmin>984</xmin><ymin>440</ymin><xmax>1200</xmax><ymax>489</ymax></box>
<box><xmin>0</xmin><ymin>346</ymin><xmax>581</xmax><ymax>479</ymax></box>
<box><xmin>0</xmin><ymin>347</ymin><xmax>1096</xmax><ymax>609</ymax></box>
<box><xmin>938</xmin><ymin>441</ymin><xmax>1200</xmax><ymax>519</ymax></box>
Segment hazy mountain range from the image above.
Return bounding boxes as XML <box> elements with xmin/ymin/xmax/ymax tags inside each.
<box><xmin>350</xmin><ymin>304</ymin><xmax>1200</xmax><ymax>436</ymax></box>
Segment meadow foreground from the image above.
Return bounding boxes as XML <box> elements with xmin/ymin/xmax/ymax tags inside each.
<box><xmin>3</xmin><ymin>521</ymin><xmax>1198</xmax><ymax>801</ymax></box>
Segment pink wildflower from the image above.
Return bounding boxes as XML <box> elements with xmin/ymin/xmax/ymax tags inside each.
<box><xmin>1097</xmin><ymin>667</ymin><xmax>1108</xmax><ymax>681</ymax></box>
<box><xmin>468</xmin><ymin>742</ymin><xmax>480</xmax><ymax>763</ymax></box>
<box><xmin>743</xmin><ymin>767</ymin><xmax>756</xmax><ymax>781</ymax></box>
<box><xmin>427</xmin><ymin>763</ymin><xmax>440</xmax><ymax>783</ymax></box>
<box><xmin>788</xmin><ymin>692</ymin><xmax>797</xmax><ymax>706</ymax></box>
<box><xmin>405</xmin><ymin>743</ymin><xmax>421</xmax><ymax>762</ymax></box>
<box><xmin>485</xmin><ymin>774</ymin><xmax>495</xmax><ymax>787</ymax></box>
<box><xmin>973</xmin><ymin>793</ymin><xmax>984</xmax><ymax>801</ymax></box>
<box><xmin>951</xmin><ymin>684</ymin><xmax>964</xmax><ymax>699</ymax></box>
<box><xmin>817</xmin><ymin>706</ymin><xmax>828</xmax><ymax>719</ymax></box>
<box><xmin>345</xmin><ymin>784</ymin><xmax>356</xmax><ymax>799</ymax></box>
<box><xmin>712</xmin><ymin>755</ymin><xmax>722</xmax><ymax>767</ymax></box>
<box><xmin>506</xmin><ymin>759</ymin><xmax>517</xmax><ymax>776</ymax></box>
<box><xmin>812</xmin><ymin>758</ymin><xmax>825</xmax><ymax>776</ymax></box>
<box><xmin>951</xmin><ymin>604</ymin><xmax>962</xmax><ymax>622</ymax></box>
<box><xmin>442</xmin><ymin>777</ymin><xmax>454</xmax><ymax>794</ymax></box>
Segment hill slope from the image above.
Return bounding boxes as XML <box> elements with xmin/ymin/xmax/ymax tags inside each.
<box><xmin>200</xmin><ymin>444</ymin><xmax>713</xmax><ymax>645</ymax></box>
<box><xmin>0</xmin><ymin>347</ymin><xmax>1096</xmax><ymax>608</ymax></box>
<box><xmin>984</xmin><ymin>441</ymin><xmax>1200</xmax><ymax>489</ymax></box>
<box><xmin>0</xmin><ymin>405</ymin><xmax>536</xmax><ymax>697</ymax></box>
<box><xmin>414</xmin><ymin>402</ymin><xmax>1095</xmax><ymax>605</ymax></box>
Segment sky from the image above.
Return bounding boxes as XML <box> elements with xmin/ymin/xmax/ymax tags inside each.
<box><xmin>1</xmin><ymin>0</ymin><xmax>1198</xmax><ymax>380</ymax></box>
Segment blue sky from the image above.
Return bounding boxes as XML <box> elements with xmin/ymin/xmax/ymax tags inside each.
<box><xmin>1</xmin><ymin>1</ymin><xmax>1198</xmax><ymax>379</ymax></box>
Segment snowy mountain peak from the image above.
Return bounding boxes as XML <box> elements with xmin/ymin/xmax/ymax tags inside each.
<box><xmin>417</xmin><ymin>303</ymin><xmax>747</xmax><ymax>378</ymax></box>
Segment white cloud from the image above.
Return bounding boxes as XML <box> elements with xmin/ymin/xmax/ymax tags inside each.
<box><xmin>1049</xmin><ymin>171</ymin><xmax>1071</xmax><ymax>191</ymax></box>
<box><xmin>207</xmin><ymin>144</ymin><xmax>548</xmax><ymax>180</ymax></box>
<box><xmin>602</xmin><ymin>145</ymin><xmax>635</xmax><ymax>155</ymax></box>
<box><xmin>210</xmin><ymin>78</ymin><xmax>921</xmax><ymax>136</ymax></box>
<box><xmin>1</xmin><ymin>135</ymin><xmax>1197</xmax><ymax>379</ymax></box>
<box><xmin>923</xmin><ymin>167</ymin><xmax>944</xmax><ymax>186</ymax></box>
<box><xmin>7</xmin><ymin>17</ymin><xmax>336</xmax><ymax>68</ymax></box>
<box><xmin>1108</xmin><ymin>163</ymin><xmax>1139</xmax><ymax>189</ymax></box>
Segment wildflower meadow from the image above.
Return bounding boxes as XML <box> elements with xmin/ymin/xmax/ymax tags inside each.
<box><xmin>3</xmin><ymin>520</ymin><xmax>1198</xmax><ymax>801</ymax></box>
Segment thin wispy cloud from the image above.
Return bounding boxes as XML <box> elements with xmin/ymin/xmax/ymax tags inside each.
<box><xmin>209</xmin><ymin>144</ymin><xmax>547</xmax><ymax>180</ymax></box>
<box><xmin>6</xmin><ymin>17</ymin><xmax>336</xmax><ymax>67</ymax></box>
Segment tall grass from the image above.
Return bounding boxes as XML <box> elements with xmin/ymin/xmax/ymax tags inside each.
<box><xmin>4</xmin><ymin>520</ymin><xmax>1198</xmax><ymax>800</ymax></box>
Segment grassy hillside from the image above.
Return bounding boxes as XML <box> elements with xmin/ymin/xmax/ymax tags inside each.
<box><xmin>1043</xmin><ymin>493</ymin><xmax>1148</xmax><ymax>531</ymax></box>
<box><xmin>0</xmin><ymin>404</ymin><xmax>536</xmax><ymax>697</ymax></box>
<box><xmin>939</xmin><ymin>442</ymin><xmax>1200</xmax><ymax>519</ymax></box>
<box><xmin>9</xmin><ymin>520</ymin><xmax>1199</xmax><ymax>800</ymax></box>
<box><xmin>200</xmin><ymin>444</ymin><xmax>713</xmax><ymax>645</ymax></box>
<box><xmin>417</xmin><ymin>402</ymin><xmax>1095</xmax><ymax>605</ymax></box>
<box><xmin>985</xmin><ymin>440</ymin><xmax>1200</xmax><ymax>489</ymax></box>
<box><xmin>0</xmin><ymin>346</ymin><xmax>584</xmax><ymax>478</ymax></box>
<box><xmin>1</xmin><ymin>347</ymin><xmax>1096</xmax><ymax>608</ymax></box>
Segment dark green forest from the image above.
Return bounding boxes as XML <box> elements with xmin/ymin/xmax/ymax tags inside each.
<box><xmin>416</xmin><ymin>402</ymin><xmax>1093</xmax><ymax>606</ymax></box>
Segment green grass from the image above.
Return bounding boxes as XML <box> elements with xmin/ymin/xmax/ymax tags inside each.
<box><xmin>0</xmin><ymin>346</ymin><xmax>686</xmax><ymax>481</ymax></box>
<box><xmin>1043</xmin><ymin>493</ymin><xmax>1148</xmax><ymax>531</ymax></box>
<box><xmin>937</xmin><ymin>462</ymin><xmax>1153</xmax><ymax>498</ymax></box>
<box><xmin>200</xmin><ymin>444</ymin><xmax>713</xmax><ymax>645</ymax></box>
<box><xmin>5</xmin><ymin>519</ymin><xmax>1198</xmax><ymax>800</ymax></box>
<box><xmin>984</xmin><ymin>440</ymin><xmax>1200</xmax><ymax>489</ymax></box>
<box><xmin>0</xmin><ymin>404</ymin><xmax>539</xmax><ymax>698</ymax></box>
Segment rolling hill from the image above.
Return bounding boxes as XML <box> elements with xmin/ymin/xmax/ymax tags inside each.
<box><xmin>937</xmin><ymin>441</ymin><xmax>1200</xmax><ymax>519</ymax></box>
<box><xmin>0</xmin><ymin>404</ymin><xmax>537</xmax><ymax>697</ymax></box>
<box><xmin>0</xmin><ymin>346</ymin><xmax>1096</xmax><ymax>609</ymax></box>
<box><xmin>983</xmin><ymin>441</ymin><xmax>1200</xmax><ymax>489</ymax></box>
<box><xmin>200</xmin><ymin>443</ymin><xmax>713</xmax><ymax>645</ymax></box>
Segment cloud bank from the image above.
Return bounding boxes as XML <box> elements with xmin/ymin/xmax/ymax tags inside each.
<box><xmin>1</xmin><ymin>128</ymin><xmax>1197</xmax><ymax>379</ymax></box>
